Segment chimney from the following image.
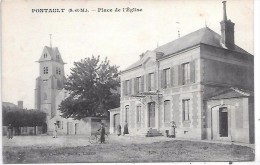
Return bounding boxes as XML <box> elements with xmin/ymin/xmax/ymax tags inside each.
<box><xmin>220</xmin><ymin>1</ymin><xmax>235</xmax><ymax>49</ymax></box>
<box><xmin>18</xmin><ymin>101</ymin><xmax>23</xmax><ymax>109</ymax></box>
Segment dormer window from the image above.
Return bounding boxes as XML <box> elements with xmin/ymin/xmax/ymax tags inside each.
<box><xmin>44</xmin><ymin>53</ymin><xmax>47</xmax><ymax>58</ymax></box>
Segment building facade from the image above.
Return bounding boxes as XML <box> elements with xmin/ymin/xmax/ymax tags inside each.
<box><xmin>114</xmin><ymin>2</ymin><xmax>254</xmax><ymax>143</ymax></box>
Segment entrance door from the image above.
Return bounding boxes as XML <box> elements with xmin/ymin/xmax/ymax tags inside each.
<box><xmin>75</xmin><ymin>123</ymin><xmax>79</xmax><ymax>135</ymax></box>
<box><xmin>114</xmin><ymin>114</ymin><xmax>120</xmax><ymax>133</ymax></box>
<box><xmin>219</xmin><ymin>108</ymin><xmax>228</xmax><ymax>137</ymax></box>
<box><xmin>67</xmin><ymin>122</ymin><xmax>72</xmax><ymax>135</ymax></box>
<box><xmin>148</xmin><ymin>102</ymin><xmax>155</xmax><ymax>127</ymax></box>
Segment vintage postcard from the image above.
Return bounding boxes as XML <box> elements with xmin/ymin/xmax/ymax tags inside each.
<box><xmin>1</xmin><ymin>0</ymin><xmax>257</xmax><ymax>164</ymax></box>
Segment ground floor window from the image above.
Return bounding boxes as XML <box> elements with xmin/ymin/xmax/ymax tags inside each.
<box><xmin>125</xmin><ymin>105</ymin><xmax>129</xmax><ymax>123</ymax></box>
<box><xmin>164</xmin><ymin>100</ymin><xmax>171</xmax><ymax>123</ymax></box>
<box><xmin>183</xmin><ymin>99</ymin><xmax>190</xmax><ymax>121</ymax></box>
<box><xmin>136</xmin><ymin>105</ymin><xmax>141</xmax><ymax>123</ymax></box>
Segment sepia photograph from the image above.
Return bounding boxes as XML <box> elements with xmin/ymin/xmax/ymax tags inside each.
<box><xmin>1</xmin><ymin>0</ymin><xmax>257</xmax><ymax>163</ymax></box>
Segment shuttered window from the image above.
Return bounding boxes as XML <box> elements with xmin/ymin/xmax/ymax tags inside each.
<box><xmin>125</xmin><ymin>105</ymin><xmax>129</xmax><ymax>122</ymax></box>
<box><xmin>163</xmin><ymin>68</ymin><xmax>170</xmax><ymax>88</ymax></box>
<box><xmin>148</xmin><ymin>73</ymin><xmax>155</xmax><ymax>91</ymax></box>
<box><xmin>183</xmin><ymin>63</ymin><xmax>190</xmax><ymax>85</ymax></box>
<box><xmin>164</xmin><ymin>100</ymin><xmax>171</xmax><ymax>123</ymax></box>
<box><xmin>136</xmin><ymin>105</ymin><xmax>141</xmax><ymax>123</ymax></box>
<box><xmin>136</xmin><ymin>77</ymin><xmax>142</xmax><ymax>93</ymax></box>
<box><xmin>183</xmin><ymin>99</ymin><xmax>190</xmax><ymax>121</ymax></box>
<box><xmin>126</xmin><ymin>80</ymin><xmax>130</xmax><ymax>96</ymax></box>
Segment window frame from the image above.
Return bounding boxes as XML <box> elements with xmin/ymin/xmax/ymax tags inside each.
<box><xmin>164</xmin><ymin>100</ymin><xmax>171</xmax><ymax>123</ymax></box>
<box><xmin>183</xmin><ymin>63</ymin><xmax>190</xmax><ymax>85</ymax></box>
<box><xmin>183</xmin><ymin>99</ymin><xmax>190</xmax><ymax>121</ymax></box>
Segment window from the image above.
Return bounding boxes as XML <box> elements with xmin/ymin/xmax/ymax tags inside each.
<box><xmin>58</xmin><ymin>68</ymin><xmax>61</xmax><ymax>75</ymax></box>
<box><xmin>183</xmin><ymin>63</ymin><xmax>190</xmax><ymax>85</ymax></box>
<box><xmin>136</xmin><ymin>105</ymin><xmax>141</xmax><ymax>123</ymax></box>
<box><xmin>163</xmin><ymin>68</ymin><xmax>170</xmax><ymax>88</ymax></box>
<box><xmin>148</xmin><ymin>73</ymin><xmax>155</xmax><ymax>91</ymax></box>
<box><xmin>183</xmin><ymin>99</ymin><xmax>190</xmax><ymax>121</ymax></box>
<box><xmin>56</xmin><ymin>54</ymin><xmax>60</xmax><ymax>59</ymax></box>
<box><xmin>56</xmin><ymin>67</ymin><xmax>59</xmax><ymax>74</ymax></box>
<box><xmin>136</xmin><ymin>77</ymin><xmax>142</xmax><ymax>93</ymax></box>
<box><xmin>125</xmin><ymin>80</ymin><xmax>130</xmax><ymax>95</ymax></box>
<box><xmin>43</xmin><ymin>67</ymin><xmax>48</xmax><ymax>74</ymax></box>
<box><xmin>44</xmin><ymin>53</ymin><xmax>47</xmax><ymax>58</ymax></box>
<box><xmin>125</xmin><ymin>105</ymin><xmax>129</xmax><ymax>122</ymax></box>
<box><xmin>164</xmin><ymin>100</ymin><xmax>171</xmax><ymax>123</ymax></box>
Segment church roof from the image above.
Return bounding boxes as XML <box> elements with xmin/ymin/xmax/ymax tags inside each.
<box><xmin>38</xmin><ymin>46</ymin><xmax>65</xmax><ymax>64</ymax></box>
<box><xmin>206</xmin><ymin>87</ymin><xmax>252</xmax><ymax>100</ymax></box>
<box><xmin>122</xmin><ymin>27</ymin><xmax>251</xmax><ymax>72</ymax></box>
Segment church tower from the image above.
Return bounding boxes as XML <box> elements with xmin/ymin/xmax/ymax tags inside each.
<box><xmin>34</xmin><ymin>38</ymin><xmax>66</xmax><ymax>123</ymax></box>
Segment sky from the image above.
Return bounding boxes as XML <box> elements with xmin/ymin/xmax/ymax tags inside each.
<box><xmin>1</xmin><ymin>0</ymin><xmax>254</xmax><ymax>109</ymax></box>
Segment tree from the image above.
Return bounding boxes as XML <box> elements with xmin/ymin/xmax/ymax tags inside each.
<box><xmin>58</xmin><ymin>55</ymin><xmax>120</xmax><ymax>120</ymax></box>
<box><xmin>2</xmin><ymin>106</ymin><xmax>47</xmax><ymax>135</ymax></box>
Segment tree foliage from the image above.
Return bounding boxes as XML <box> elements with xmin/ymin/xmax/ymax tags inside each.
<box><xmin>2</xmin><ymin>106</ymin><xmax>46</xmax><ymax>127</ymax></box>
<box><xmin>59</xmin><ymin>55</ymin><xmax>120</xmax><ymax>120</ymax></box>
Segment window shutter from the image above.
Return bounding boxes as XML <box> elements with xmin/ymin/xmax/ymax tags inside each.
<box><xmin>190</xmin><ymin>60</ymin><xmax>195</xmax><ymax>83</ymax></box>
<box><xmin>122</xmin><ymin>81</ymin><xmax>126</xmax><ymax>96</ymax></box>
<box><xmin>170</xmin><ymin>67</ymin><xmax>174</xmax><ymax>87</ymax></box>
<box><xmin>141</xmin><ymin>76</ymin><xmax>144</xmax><ymax>93</ymax></box>
<box><xmin>178</xmin><ymin>65</ymin><xmax>183</xmax><ymax>85</ymax></box>
<box><xmin>160</xmin><ymin>70</ymin><xmax>165</xmax><ymax>89</ymax></box>
<box><xmin>134</xmin><ymin>78</ymin><xmax>137</xmax><ymax>95</ymax></box>
<box><xmin>174</xmin><ymin>65</ymin><xmax>178</xmax><ymax>86</ymax></box>
<box><xmin>161</xmin><ymin>70</ymin><xmax>165</xmax><ymax>89</ymax></box>
<box><xmin>154</xmin><ymin>72</ymin><xmax>157</xmax><ymax>91</ymax></box>
<box><xmin>145</xmin><ymin>74</ymin><xmax>149</xmax><ymax>92</ymax></box>
<box><xmin>129</xmin><ymin>79</ymin><xmax>132</xmax><ymax>95</ymax></box>
<box><xmin>148</xmin><ymin>74</ymin><xmax>151</xmax><ymax>91</ymax></box>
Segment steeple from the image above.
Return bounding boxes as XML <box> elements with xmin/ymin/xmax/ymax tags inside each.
<box><xmin>220</xmin><ymin>1</ymin><xmax>235</xmax><ymax>49</ymax></box>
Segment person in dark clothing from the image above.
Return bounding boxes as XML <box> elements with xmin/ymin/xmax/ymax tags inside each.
<box><xmin>7</xmin><ymin>124</ymin><xmax>13</xmax><ymax>139</ymax></box>
<box><xmin>116</xmin><ymin>124</ymin><xmax>121</xmax><ymax>136</ymax></box>
<box><xmin>123</xmin><ymin>122</ymin><xmax>129</xmax><ymax>135</ymax></box>
<box><xmin>98</xmin><ymin>123</ymin><xmax>106</xmax><ymax>143</ymax></box>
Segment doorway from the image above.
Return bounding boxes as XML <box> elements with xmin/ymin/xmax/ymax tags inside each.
<box><xmin>114</xmin><ymin>114</ymin><xmax>120</xmax><ymax>133</ymax></box>
<box><xmin>148</xmin><ymin>102</ymin><xmax>155</xmax><ymax>128</ymax></box>
<box><xmin>219</xmin><ymin>107</ymin><xmax>228</xmax><ymax>137</ymax></box>
<box><xmin>75</xmin><ymin>123</ymin><xmax>79</xmax><ymax>135</ymax></box>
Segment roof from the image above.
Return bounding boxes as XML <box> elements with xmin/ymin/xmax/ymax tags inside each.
<box><xmin>38</xmin><ymin>46</ymin><xmax>65</xmax><ymax>64</ymax></box>
<box><xmin>108</xmin><ymin>107</ymin><xmax>120</xmax><ymax>112</ymax></box>
<box><xmin>122</xmin><ymin>27</ymin><xmax>251</xmax><ymax>73</ymax></box>
<box><xmin>207</xmin><ymin>87</ymin><xmax>252</xmax><ymax>100</ymax></box>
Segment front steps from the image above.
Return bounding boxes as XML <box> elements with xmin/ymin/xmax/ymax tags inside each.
<box><xmin>140</xmin><ymin>128</ymin><xmax>163</xmax><ymax>137</ymax></box>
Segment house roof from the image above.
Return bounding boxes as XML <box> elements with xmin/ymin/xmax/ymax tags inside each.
<box><xmin>108</xmin><ymin>107</ymin><xmax>120</xmax><ymax>112</ymax></box>
<box><xmin>122</xmin><ymin>27</ymin><xmax>251</xmax><ymax>73</ymax></box>
<box><xmin>207</xmin><ymin>87</ymin><xmax>252</xmax><ymax>100</ymax></box>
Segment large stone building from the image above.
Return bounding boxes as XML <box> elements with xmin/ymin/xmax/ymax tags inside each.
<box><xmin>110</xmin><ymin>2</ymin><xmax>254</xmax><ymax>143</ymax></box>
<box><xmin>35</xmin><ymin>45</ymin><xmax>109</xmax><ymax>135</ymax></box>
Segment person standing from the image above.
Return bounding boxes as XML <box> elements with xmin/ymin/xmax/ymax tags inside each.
<box><xmin>169</xmin><ymin>121</ymin><xmax>176</xmax><ymax>138</ymax></box>
<box><xmin>7</xmin><ymin>124</ymin><xmax>13</xmax><ymax>139</ymax></box>
<box><xmin>98</xmin><ymin>123</ymin><xmax>106</xmax><ymax>143</ymax></box>
<box><xmin>53</xmin><ymin>123</ymin><xmax>58</xmax><ymax>138</ymax></box>
<box><xmin>116</xmin><ymin>124</ymin><xmax>121</xmax><ymax>136</ymax></box>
